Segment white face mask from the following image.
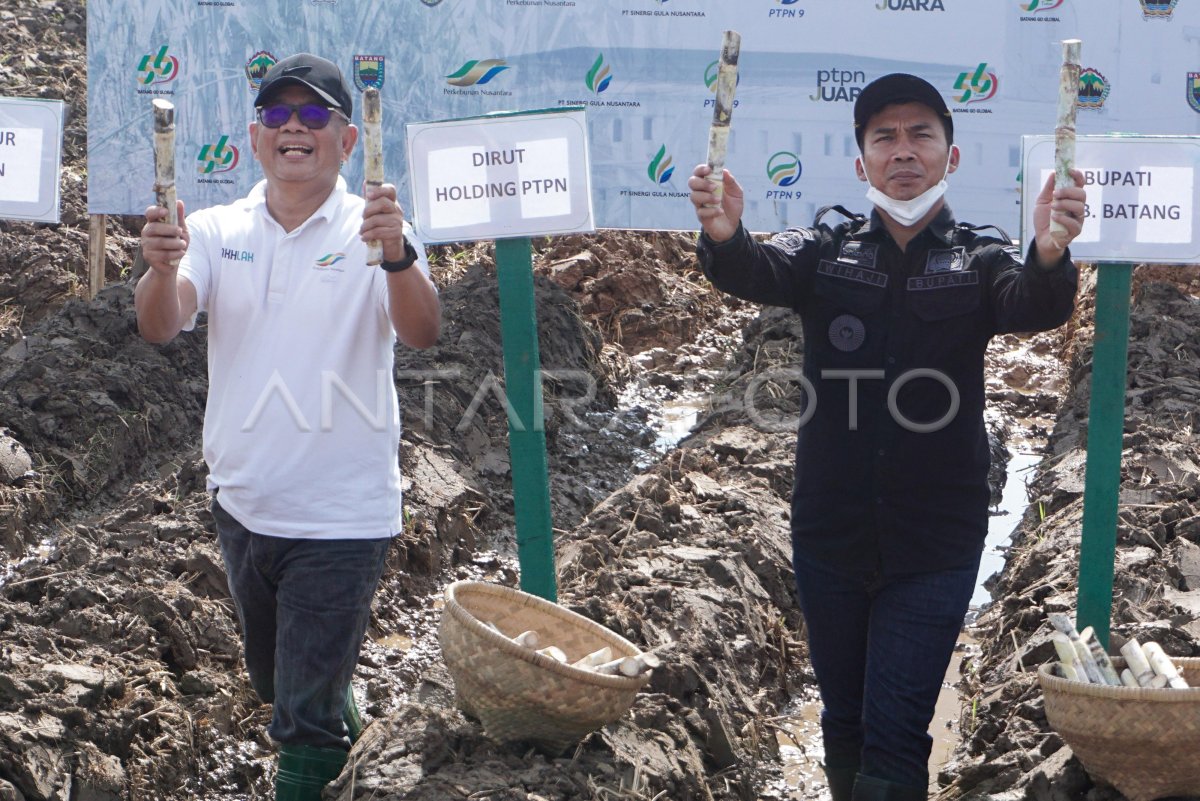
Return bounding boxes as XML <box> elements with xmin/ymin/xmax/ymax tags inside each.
<box><xmin>862</xmin><ymin>149</ymin><xmax>954</xmax><ymax>227</ymax></box>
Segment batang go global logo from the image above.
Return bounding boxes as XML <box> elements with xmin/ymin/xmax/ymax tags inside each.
<box><xmin>1018</xmin><ymin>0</ymin><xmax>1064</xmax><ymax>10</ymax></box>
<box><xmin>953</xmin><ymin>63</ymin><xmax>998</xmax><ymax>104</ymax></box>
<box><xmin>648</xmin><ymin>146</ymin><xmax>674</xmax><ymax>184</ymax></box>
<box><xmin>767</xmin><ymin>152</ymin><xmax>801</xmax><ymax>187</ymax></box>
<box><xmin>446</xmin><ymin>59</ymin><xmax>509</xmax><ymax>87</ymax></box>
<box><xmin>197</xmin><ymin>136</ymin><xmax>239</xmax><ymax>174</ymax></box>
<box><xmin>586</xmin><ymin>54</ymin><xmax>612</xmax><ymax>94</ymax></box>
<box><xmin>315</xmin><ymin>253</ymin><xmax>346</xmax><ymax>268</ymax></box>
<box><xmin>137</xmin><ymin>45</ymin><xmax>179</xmax><ymax>85</ymax></box>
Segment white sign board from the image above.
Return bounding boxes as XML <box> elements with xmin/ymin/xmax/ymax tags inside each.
<box><xmin>407</xmin><ymin>108</ymin><xmax>593</xmax><ymax>244</ymax></box>
<box><xmin>0</xmin><ymin>97</ymin><xmax>64</xmax><ymax>223</ymax></box>
<box><xmin>1021</xmin><ymin>135</ymin><xmax>1200</xmax><ymax>266</ymax></box>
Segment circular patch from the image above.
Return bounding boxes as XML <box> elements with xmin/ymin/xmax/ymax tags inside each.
<box><xmin>829</xmin><ymin>314</ymin><xmax>866</xmax><ymax>352</ymax></box>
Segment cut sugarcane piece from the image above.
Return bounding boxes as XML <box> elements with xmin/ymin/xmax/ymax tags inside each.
<box><xmin>513</xmin><ymin>630</ymin><xmax>540</xmax><ymax>649</ymax></box>
<box><xmin>1082</xmin><ymin>635</ymin><xmax>1122</xmax><ymax>686</ymax></box>
<box><xmin>594</xmin><ymin>650</ymin><xmax>661</xmax><ymax>678</ymax></box>
<box><xmin>535</xmin><ymin>645</ymin><xmax>567</xmax><ymax>663</ymax></box>
<box><xmin>361</xmin><ymin>87</ymin><xmax>384</xmax><ymax>265</ymax></box>
<box><xmin>571</xmin><ymin>646</ymin><xmax>613</xmax><ymax>670</ymax></box>
<box><xmin>1119</xmin><ymin>668</ymin><xmax>1139</xmax><ymax>688</ymax></box>
<box><xmin>1048</xmin><ymin>613</ymin><xmax>1108</xmax><ymax>684</ymax></box>
<box><xmin>1119</xmin><ymin>639</ymin><xmax>1158</xmax><ymax>687</ymax></box>
<box><xmin>1051</xmin><ymin>632</ymin><xmax>1089</xmax><ymax>683</ymax></box>
<box><xmin>704</xmin><ymin>30</ymin><xmax>741</xmax><ymax>204</ymax></box>
<box><xmin>1051</xmin><ymin>38</ymin><xmax>1081</xmax><ymax>237</ymax></box>
<box><xmin>1142</xmin><ymin>642</ymin><xmax>1190</xmax><ymax>689</ymax></box>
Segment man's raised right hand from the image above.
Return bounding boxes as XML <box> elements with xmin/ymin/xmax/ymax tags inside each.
<box><xmin>141</xmin><ymin>200</ymin><xmax>189</xmax><ymax>273</ymax></box>
<box><xmin>687</xmin><ymin>164</ymin><xmax>744</xmax><ymax>245</ymax></box>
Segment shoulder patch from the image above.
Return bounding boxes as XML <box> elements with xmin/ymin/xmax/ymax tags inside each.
<box><xmin>771</xmin><ymin>228</ymin><xmax>814</xmax><ymax>255</ymax></box>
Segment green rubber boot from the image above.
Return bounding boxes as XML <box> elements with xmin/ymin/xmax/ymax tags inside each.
<box><xmin>850</xmin><ymin>773</ymin><xmax>927</xmax><ymax>801</ymax></box>
<box><xmin>275</xmin><ymin>744</ymin><xmax>348</xmax><ymax>801</ymax></box>
<box><xmin>343</xmin><ymin>684</ymin><xmax>364</xmax><ymax>745</ymax></box>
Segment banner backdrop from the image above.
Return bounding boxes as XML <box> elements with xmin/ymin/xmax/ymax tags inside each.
<box><xmin>87</xmin><ymin>0</ymin><xmax>1200</xmax><ymax>236</ymax></box>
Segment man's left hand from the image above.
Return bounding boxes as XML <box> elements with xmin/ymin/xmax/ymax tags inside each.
<box><xmin>361</xmin><ymin>183</ymin><xmax>409</xmax><ymax>262</ymax></box>
<box><xmin>1033</xmin><ymin>168</ymin><xmax>1086</xmax><ymax>268</ymax></box>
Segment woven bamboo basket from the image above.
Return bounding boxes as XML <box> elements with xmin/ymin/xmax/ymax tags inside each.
<box><xmin>1038</xmin><ymin>657</ymin><xmax>1200</xmax><ymax>801</ymax></box>
<box><xmin>439</xmin><ymin>580</ymin><xmax>651</xmax><ymax>753</ymax></box>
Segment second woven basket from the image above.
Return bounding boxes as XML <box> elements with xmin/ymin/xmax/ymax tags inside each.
<box><xmin>439</xmin><ymin>580</ymin><xmax>652</xmax><ymax>754</ymax></box>
<box><xmin>1039</xmin><ymin>656</ymin><xmax>1200</xmax><ymax>801</ymax></box>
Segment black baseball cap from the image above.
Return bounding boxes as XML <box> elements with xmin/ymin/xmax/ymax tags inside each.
<box><xmin>853</xmin><ymin>73</ymin><xmax>952</xmax><ymax>148</ymax></box>
<box><xmin>255</xmin><ymin>53</ymin><xmax>353</xmax><ymax>118</ymax></box>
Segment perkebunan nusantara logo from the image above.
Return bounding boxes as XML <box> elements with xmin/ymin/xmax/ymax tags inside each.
<box><xmin>648</xmin><ymin>146</ymin><xmax>674</xmax><ymax>185</ymax></box>
<box><xmin>446</xmin><ymin>60</ymin><xmax>509</xmax><ymax>87</ymax></box>
<box><xmin>953</xmin><ymin>63</ymin><xmax>999</xmax><ymax>104</ymax></box>
<box><xmin>770</xmin><ymin>0</ymin><xmax>804</xmax><ymax>19</ymax></box>
<box><xmin>876</xmin><ymin>0</ymin><xmax>945</xmax><ymax>10</ymax></box>
<box><xmin>137</xmin><ymin>46</ymin><xmax>179</xmax><ymax>86</ymax></box>
<box><xmin>1018</xmin><ymin>0</ymin><xmax>1064</xmax><ymax>11</ymax></box>
<box><xmin>811</xmin><ymin>68</ymin><xmax>865</xmax><ymax>102</ymax></box>
<box><xmin>353</xmin><ymin>55</ymin><xmax>385</xmax><ymax>91</ymax></box>
<box><xmin>586</xmin><ymin>54</ymin><xmax>612</xmax><ymax>94</ymax></box>
<box><xmin>315</xmin><ymin>253</ymin><xmax>346</xmax><ymax>268</ymax></box>
<box><xmin>1078</xmin><ymin>68</ymin><xmax>1110</xmax><ymax>110</ymax></box>
<box><xmin>1187</xmin><ymin>73</ymin><xmax>1200</xmax><ymax>113</ymax></box>
<box><xmin>767</xmin><ymin>152</ymin><xmax>802</xmax><ymax>187</ymax></box>
<box><xmin>1140</xmin><ymin>0</ymin><xmax>1178</xmax><ymax>18</ymax></box>
<box><xmin>245</xmin><ymin>51</ymin><xmax>277</xmax><ymax>90</ymax></box>
<box><xmin>197</xmin><ymin>136</ymin><xmax>239</xmax><ymax>174</ymax></box>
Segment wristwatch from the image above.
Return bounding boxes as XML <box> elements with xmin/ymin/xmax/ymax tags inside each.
<box><xmin>380</xmin><ymin>238</ymin><xmax>418</xmax><ymax>273</ymax></box>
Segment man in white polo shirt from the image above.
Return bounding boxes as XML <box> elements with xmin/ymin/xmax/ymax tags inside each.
<box><xmin>136</xmin><ymin>52</ymin><xmax>440</xmax><ymax>800</ymax></box>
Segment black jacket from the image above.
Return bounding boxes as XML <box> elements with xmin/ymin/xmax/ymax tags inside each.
<box><xmin>697</xmin><ymin>205</ymin><xmax>1078</xmax><ymax>575</ymax></box>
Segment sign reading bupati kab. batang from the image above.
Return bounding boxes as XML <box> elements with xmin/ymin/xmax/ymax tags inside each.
<box><xmin>1021</xmin><ymin>135</ymin><xmax>1200</xmax><ymax>265</ymax></box>
<box><xmin>0</xmin><ymin>97</ymin><xmax>64</xmax><ymax>223</ymax></box>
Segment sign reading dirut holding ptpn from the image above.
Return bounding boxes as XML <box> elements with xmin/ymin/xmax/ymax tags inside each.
<box><xmin>406</xmin><ymin>107</ymin><xmax>593</xmax><ymax>244</ymax></box>
<box><xmin>0</xmin><ymin>97</ymin><xmax>65</xmax><ymax>224</ymax></box>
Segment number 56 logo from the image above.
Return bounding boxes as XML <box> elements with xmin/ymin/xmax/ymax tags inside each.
<box><xmin>953</xmin><ymin>63</ymin><xmax>999</xmax><ymax>104</ymax></box>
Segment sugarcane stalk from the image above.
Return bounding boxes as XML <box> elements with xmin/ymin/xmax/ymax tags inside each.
<box><xmin>1119</xmin><ymin>639</ymin><xmax>1158</xmax><ymax>687</ymax></box>
<box><xmin>1048</xmin><ymin>613</ymin><xmax>1108</xmax><ymax>684</ymax></box>
<box><xmin>1051</xmin><ymin>38</ymin><xmax>1081</xmax><ymax>237</ymax></box>
<box><xmin>1079</xmin><ymin>628</ymin><xmax>1122</xmax><ymax>686</ymax></box>
<box><xmin>362</xmin><ymin>87</ymin><xmax>384</xmax><ymax>265</ymax></box>
<box><xmin>705</xmin><ymin>30</ymin><xmax>741</xmax><ymax>206</ymax></box>
<box><xmin>152</xmin><ymin>99</ymin><xmax>179</xmax><ymax>266</ymax></box>
<box><xmin>513</xmin><ymin>630</ymin><xmax>540</xmax><ymax>649</ymax></box>
<box><xmin>1119</xmin><ymin>668</ymin><xmax>1139</xmax><ymax>688</ymax></box>
<box><xmin>1051</xmin><ymin>632</ymin><xmax>1088</xmax><ymax>683</ymax></box>
<box><xmin>1142</xmin><ymin>642</ymin><xmax>1190</xmax><ymax>689</ymax></box>
<box><xmin>571</xmin><ymin>646</ymin><xmax>613</xmax><ymax>670</ymax></box>
<box><xmin>593</xmin><ymin>650</ymin><xmax>661</xmax><ymax>678</ymax></box>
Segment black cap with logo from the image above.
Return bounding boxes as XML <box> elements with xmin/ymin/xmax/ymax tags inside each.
<box><xmin>853</xmin><ymin>73</ymin><xmax>953</xmax><ymax>148</ymax></box>
<box><xmin>255</xmin><ymin>53</ymin><xmax>353</xmax><ymax>118</ymax></box>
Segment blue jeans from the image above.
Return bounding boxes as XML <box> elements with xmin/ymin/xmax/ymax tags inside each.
<box><xmin>212</xmin><ymin>497</ymin><xmax>390</xmax><ymax>750</ymax></box>
<box><xmin>792</xmin><ymin>548</ymin><xmax>979</xmax><ymax>787</ymax></box>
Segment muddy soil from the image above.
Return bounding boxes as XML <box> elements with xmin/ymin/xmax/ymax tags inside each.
<box><xmin>3</xmin><ymin>3</ymin><xmax>1199</xmax><ymax>801</ymax></box>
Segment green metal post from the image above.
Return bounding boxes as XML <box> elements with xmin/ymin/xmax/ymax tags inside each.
<box><xmin>494</xmin><ymin>237</ymin><xmax>557</xmax><ymax>602</ymax></box>
<box><xmin>1076</xmin><ymin>262</ymin><xmax>1133</xmax><ymax>649</ymax></box>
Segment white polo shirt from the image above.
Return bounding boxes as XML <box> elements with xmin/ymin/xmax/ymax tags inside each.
<box><xmin>178</xmin><ymin>177</ymin><xmax>431</xmax><ymax>539</ymax></box>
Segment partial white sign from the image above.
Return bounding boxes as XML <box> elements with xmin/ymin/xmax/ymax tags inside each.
<box><xmin>0</xmin><ymin>97</ymin><xmax>64</xmax><ymax>223</ymax></box>
<box><xmin>1021</xmin><ymin>135</ymin><xmax>1200</xmax><ymax>266</ymax></box>
<box><xmin>407</xmin><ymin>108</ymin><xmax>593</xmax><ymax>244</ymax></box>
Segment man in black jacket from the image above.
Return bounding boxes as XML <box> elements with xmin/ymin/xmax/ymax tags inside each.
<box><xmin>687</xmin><ymin>73</ymin><xmax>1086</xmax><ymax>800</ymax></box>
